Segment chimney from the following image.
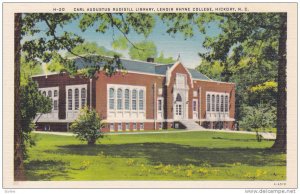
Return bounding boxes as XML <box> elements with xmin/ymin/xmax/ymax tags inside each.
<box><xmin>147</xmin><ymin>57</ymin><xmax>154</xmax><ymax>63</ymax></box>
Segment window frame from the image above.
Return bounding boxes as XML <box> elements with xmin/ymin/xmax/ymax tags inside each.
<box><xmin>225</xmin><ymin>95</ymin><xmax>229</xmax><ymax>112</ymax></box>
<box><xmin>117</xmin><ymin>88</ymin><xmax>123</xmax><ymax>110</ymax></box>
<box><xmin>109</xmin><ymin>88</ymin><xmax>115</xmax><ymax>110</ymax></box>
<box><xmin>139</xmin><ymin>90</ymin><xmax>144</xmax><ymax>110</ymax></box>
<box><xmin>74</xmin><ymin>88</ymin><xmax>79</xmax><ymax>110</ymax></box>
<box><xmin>81</xmin><ymin>88</ymin><xmax>86</xmax><ymax>108</ymax></box>
<box><xmin>124</xmin><ymin>89</ymin><xmax>130</xmax><ymax>110</ymax></box>
<box><xmin>206</xmin><ymin>94</ymin><xmax>211</xmax><ymax>112</ymax></box>
<box><xmin>132</xmin><ymin>89</ymin><xmax>137</xmax><ymax>111</ymax></box>
<box><xmin>193</xmin><ymin>99</ymin><xmax>198</xmax><ymax>112</ymax></box>
<box><xmin>140</xmin><ymin>123</ymin><xmax>144</xmax><ymax>130</ymax></box>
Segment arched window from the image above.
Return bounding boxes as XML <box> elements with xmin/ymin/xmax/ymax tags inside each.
<box><xmin>132</xmin><ymin>89</ymin><xmax>137</xmax><ymax>110</ymax></box>
<box><xmin>42</xmin><ymin>91</ymin><xmax>46</xmax><ymax>96</ymax></box>
<box><xmin>81</xmin><ymin>88</ymin><xmax>86</xmax><ymax>108</ymax></box>
<box><xmin>117</xmin><ymin>88</ymin><xmax>122</xmax><ymax>110</ymax></box>
<box><xmin>125</xmin><ymin>89</ymin><xmax>130</xmax><ymax>110</ymax></box>
<box><xmin>48</xmin><ymin>90</ymin><xmax>52</xmax><ymax>97</ymax></box>
<box><xmin>109</xmin><ymin>88</ymin><xmax>115</xmax><ymax>110</ymax></box>
<box><xmin>139</xmin><ymin>90</ymin><xmax>144</xmax><ymax>110</ymax></box>
<box><xmin>68</xmin><ymin>89</ymin><xmax>72</xmax><ymax>110</ymax></box>
<box><xmin>75</xmin><ymin>88</ymin><xmax>79</xmax><ymax>110</ymax></box>
<box><xmin>216</xmin><ymin>95</ymin><xmax>220</xmax><ymax>112</ymax></box>
<box><xmin>225</xmin><ymin>96</ymin><xmax>229</xmax><ymax>112</ymax></box>
<box><xmin>212</xmin><ymin>95</ymin><xmax>215</xmax><ymax>111</ymax></box>
<box><xmin>176</xmin><ymin>93</ymin><xmax>182</xmax><ymax>102</ymax></box>
<box><xmin>221</xmin><ymin>95</ymin><xmax>224</xmax><ymax>112</ymax></box>
<box><xmin>206</xmin><ymin>94</ymin><xmax>211</xmax><ymax>111</ymax></box>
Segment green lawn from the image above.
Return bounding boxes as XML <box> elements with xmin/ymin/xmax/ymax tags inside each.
<box><xmin>24</xmin><ymin>131</ymin><xmax>286</xmax><ymax>181</ymax></box>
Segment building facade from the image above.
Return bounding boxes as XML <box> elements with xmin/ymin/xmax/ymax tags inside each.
<box><xmin>33</xmin><ymin>58</ymin><xmax>235</xmax><ymax>132</ymax></box>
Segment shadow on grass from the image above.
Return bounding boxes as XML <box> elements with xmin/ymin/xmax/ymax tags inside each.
<box><xmin>24</xmin><ymin>159</ymin><xmax>71</xmax><ymax>181</ymax></box>
<box><xmin>211</xmin><ymin>137</ymin><xmax>268</xmax><ymax>142</ymax></box>
<box><xmin>49</xmin><ymin>142</ymin><xmax>285</xmax><ymax>167</ymax></box>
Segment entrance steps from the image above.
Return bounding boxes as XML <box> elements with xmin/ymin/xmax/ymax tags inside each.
<box><xmin>179</xmin><ymin>120</ymin><xmax>204</xmax><ymax>130</ymax></box>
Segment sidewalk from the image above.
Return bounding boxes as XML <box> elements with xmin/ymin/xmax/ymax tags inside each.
<box><xmin>33</xmin><ymin>129</ymin><xmax>276</xmax><ymax>139</ymax></box>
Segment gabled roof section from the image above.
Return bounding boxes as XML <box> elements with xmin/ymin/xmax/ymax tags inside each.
<box><xmin>188</xmin><ymin>68</ymin><xmax>211</xmax><ymax>81</ymax></box>
<box><xmin>154</xmin><ymin>64</ymin><xmax>174</xmax><ymax>75</ymax></box>
<box><xmin>72</xmin><ymin>56</ymin><xmax>211</xmax><ymax>81</ymax></box>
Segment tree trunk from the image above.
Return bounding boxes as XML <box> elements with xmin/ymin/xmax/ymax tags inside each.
<box><xmin>272</xmin><ymin>13</ymin><xmax>287</xmax><ymax>152</ymax></box>
<box><xmin>88</xmin><ymin>140</ymin><xmax>96</xmax><ymax>145</ymax></box>
<box><xmin>14</xmin><ymin>13</ymin><xmax>25</xmax><ymax>180</ymax></box>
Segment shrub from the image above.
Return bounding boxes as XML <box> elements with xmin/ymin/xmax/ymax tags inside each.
<box><xmin>70</xmin><ymin>107</ymin><xmax>105</xmax><ymax>145</ymax></box>
<box><xmin>239</xmin><ymin>104</ymin><xmax>276</xmax><ymax>132</ymax></box>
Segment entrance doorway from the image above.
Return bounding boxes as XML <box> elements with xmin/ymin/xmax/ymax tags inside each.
<box><xmin>174</xmin><ymin>93</ymin><xmax>184</xmax><ymax>120</ymax></box>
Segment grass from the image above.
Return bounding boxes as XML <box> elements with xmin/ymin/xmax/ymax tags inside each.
<box><xmin>24</xmin><ymin>131</ymin><xmax>286</xmax><ymax>181</ymax></box>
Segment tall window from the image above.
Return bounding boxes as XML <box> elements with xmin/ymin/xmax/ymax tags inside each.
<box><xmin>125</xmin><ymin>89</ymin><xmax>130</xmax><ymax>110</ymax></box>
<box><xmin>42</xmin><ymin>91</ymin><xmax>46</xmax><ymax>96</ymax></box>
<box><xmin>139</xmin><ymin>90</ymin><xmax>144</xmax><ymax>110</ymax></box>
<box><xmin>225</xmin><ymin>96</ymin><xmax>229</xmax><ymax>112</ymax></box>
<box><xmin>54</xmin><ymin>90</ymin><xmax>58</xmax><ymax>97</ymax></box>
<box><xmin>206</xmin><ymin>94</ymin><xmax>211</xmax><ymax>111</ymax></box>
<box><xmin>117</xmin><ymin>88</ymin><xmax>122</xmax><ymax>110</ymax></box>
<box><xmin>48</xmin><ymin>90</ymin><xmax>52</xmax><ymax>97</ymax></box>
<box><xmin>176</xmin><ymin>74</ymin><xmax>186</xmax><ymax>88</ymax></box>
<box><xmin>125</xmin><ymin>123</ymin><xmax>130</xmax><ymax>129</ymax></box>
<box><xmin>75</xmin><ymin>88</ymin><xmax>79</xmax><ymax>110</ymax></box>
<box><xmin>109</xmin><ymin>123</ymin><xmax>114</xmax><ymax>131</ymax></box>
<box><xmin>109</xmin><ymin>88</ymin><xmax>115</xmax><ymax>110</ymax></box>
<box><xmin>216</xmin><ymin>95</ymin><xmax>220</xmax><ymax>112</ymax></box>
<box><xmin>53</xmin><ymin>100</ymin><xmax>58</xmax><ymax>110</ymax></box>
<box><xmin>212</xmin><ymin>95</ymin><xmax>215</xmax><ymax>111</ymax></box>
<box><xmin>118</xmin><ymin>123</ymin><xmax>122</xmax><ymax>131</ymax></box>
<box><xmin>53</xmin><ymin>90</ymin><xmax>58</xmax><ymax>110</ymax></box>
<box><xmin>221</xmin><ymin>95</ymin><xmax>224</xmax><ymax>112</ymax></box>
<box><xmin>140</xmin><ymin>123</ymin><xmax>144</xmax><ymax>130</ymax></box>
<box><xmin>68</xmin><ymin>89</ymin><xmax>72</xmax><ymax>110</ymax></box>
<box><xmin>158</xmin><ymin>99</ymin><xmax>162</xmax><ymax>111</ymax></box>
<box><xmin>193</xmin><ymin>100</ymin><xmax>197</xmax><ymax>112</ymax></box>
<box><xmin>81</xmin><ymin>88</ymin><xmax>86</xmax><ymax>108</ymax></box>
<box><xmin>132</xmin><ymin>89</ymin><xmax>137</xmax><ymax>110</ymax></box>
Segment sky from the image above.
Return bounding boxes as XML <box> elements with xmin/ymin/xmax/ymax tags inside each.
<box><xmin>27</xmin><ymin>14</ymin><xmax>222</xmax><ymax>69</ymax></box>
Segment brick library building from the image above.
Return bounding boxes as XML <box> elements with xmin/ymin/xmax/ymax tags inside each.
<box><xmin>33</xmin><ymin>57</ymin><xmax>235</xmax><ymax>132</ymax></box>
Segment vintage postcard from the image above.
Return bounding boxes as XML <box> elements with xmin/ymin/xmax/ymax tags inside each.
<box><xmin>2</xmin><ymin>2</ymin><xmax>297</xmax><ymax>190</ymax></box>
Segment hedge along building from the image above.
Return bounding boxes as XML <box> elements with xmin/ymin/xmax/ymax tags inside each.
<box><xmin>33</xmin><ymin>57</ymin><xmax>235</xmax><ymax>132</ymax></box>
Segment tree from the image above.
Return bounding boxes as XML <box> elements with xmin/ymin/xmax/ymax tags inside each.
<box><xmin>112</xmin><ymin>37</ymin><xmax>175</xmax><ymax>63</ymax></box>
<box><xmin>20</xmin><ymin>56</ymin><xmax>43</xmax><ymax>85</ymax></box>
<box><xmin>160</xmin><ymin>13</ymin><xmax>287</xmax><ymax>152</ymax></box>
<box><xmin>20</xmin><ymin>79</ymin><xmax>52</xmax><ymax>158</ymax></box>
<box><xmin>65</xmin><ymin>42</ymin><xmax>122</xmax><ymax>58</ymax></box>
<box><xmin>155</xmin><ymin>52</ymin><xmax>175</xmax><ymax>64</ymax></box>
<box><xmin>70</xmin><ymin>107</ymin><xmax>105</xmax><ymax>145</ymax></box>
<box><xmin>128</xmin><ymin>41</ymin><xmax>157</xmax><ymax>61</ymax></box>
<box><xmin>15</xmin><ymin>13</ymin><xmax>156</xmax><ymax>179</ymax></box>
<box><xmin>46</xmin><ymin>42</ymin><xmax>123</xmax><ymax>73</ymax></box>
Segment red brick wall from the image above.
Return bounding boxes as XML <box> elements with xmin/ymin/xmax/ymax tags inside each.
<box><xmin>33</xmin><ymin>73</ymin><xmax>95</xmax><ymax>120</ymax></box>
<box><xmin>33</xmin><ymin>67</ymin><xmax>235</xmax><ymax>131</ymax></box>
<box><xmin>166</xmin><ymin>63</ymin><xmax>194</xmax><ymax>119</ymax></box>
<box><xmin>193</xmin><ymin>80</ymin><xmax>235</xmax><ymax>121</ymax></box>
<box><xmin>95</xmin><ymin>71</ymin><xmax>164</xmax><ymax>120</ymax></box>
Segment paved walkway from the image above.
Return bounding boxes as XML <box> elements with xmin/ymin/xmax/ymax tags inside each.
<box><xmin>33</xmin><ymin>129</ymin><xmax>276</xmax><ymax>139</ymax></box>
